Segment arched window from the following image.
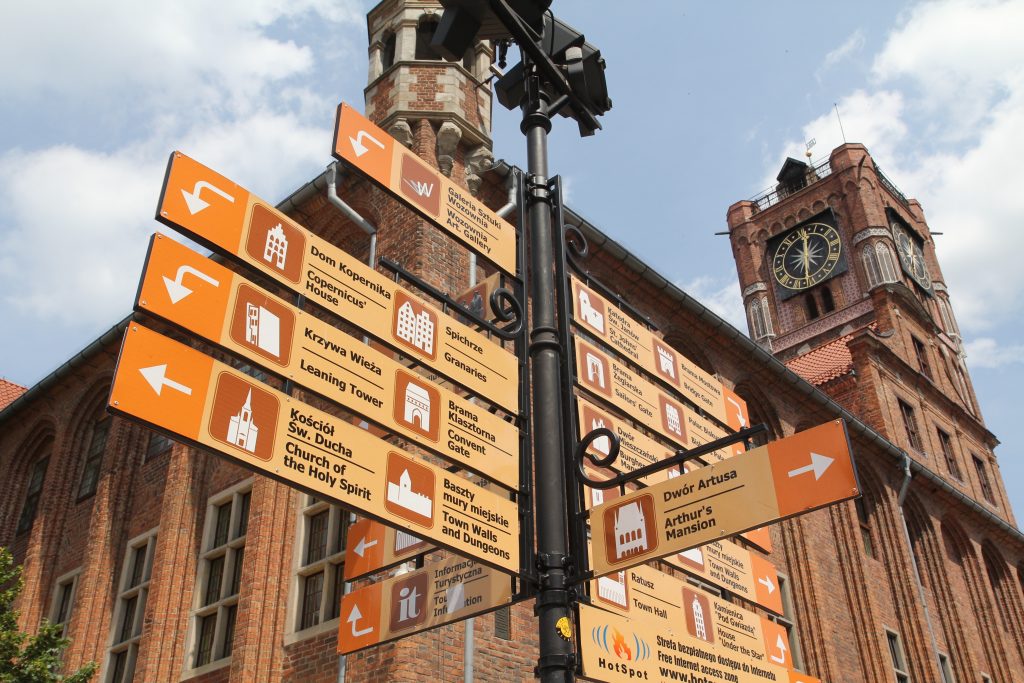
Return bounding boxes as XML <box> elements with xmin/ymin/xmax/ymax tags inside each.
<box><xmin>747</xmin><ymin>297</ymin><xmax>775</xmax><ymax>342</ymax></box>
<box><xmin>16</xmin><ymin>441</ymin><xmax>52</xmax><ymax>535</ymax></box>
<box><xmin>820</xmin><ymin>285</ymin><xmax>835</xmax><ymax>313</ymax></box>
<box><xmin>77</xmin><ymin>409</ymin><xmax>110</xmax><ymax>500</ymax></box>
<box><xmin>381</xmin><ymin>31</ymin><xmax>396</xmax><ymax>70</ymax></box>
<box><xmin>937</xmin><ymin>296</ymin><xmax>961</xmax><ymax>342</ymax></box>
<box><xmin>805</xmin><ymin>293</ymin><xmax>820</xmax><ymax>321</ymax></box>
<box><xmin>415</xmin><ymin>17</ymin><xmax>441</xmax><ymax>60</ymax></box>
<box><xmin>876</xmin><ymin>242</ymin><xmax>898</xmax><ymax>283</ymax></box>
<box><xmin>863</xmin><ymin>244</ymin><xmax>882</xmax><ymax>289</ymax></box>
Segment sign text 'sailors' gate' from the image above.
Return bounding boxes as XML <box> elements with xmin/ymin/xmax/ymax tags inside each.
<box><xmin>589</xmin><ymin>420</ymin><xmax>858</xmax><ymax>576</ymax></box>
<box><xmin>333</xmin><ymin>103</ymin><xmax>517</xmax><ymax>276</ymax></box>
<box><xmin>136</xmin><ymin>233</ymin><xmax>519</xmax><ymax>489</ymax></box>
<box><xmin>108</xmin><ymin>324</ymin><xmax>519</xmax><ymax>574</ymax></box>
<box><xmin>155</xmin><ymin>151</ymin><xmax>518</xmax><ymax>413</ymax></box>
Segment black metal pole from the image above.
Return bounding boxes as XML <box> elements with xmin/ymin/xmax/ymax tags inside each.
<box><xmin>523</xmin><ymin>73</ymin><xmax>574</xmax><ymax>682</ymax></box>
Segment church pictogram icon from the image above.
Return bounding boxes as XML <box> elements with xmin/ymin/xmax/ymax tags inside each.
<box><xmin>209</xmin><ymin>373</ymin><xmax>278</xmax><ymax>462</ymax></box>
<box><xmin>227</xmin><ymin>389</ymin><xmax>259</xmax><ymax>453</ymax></box>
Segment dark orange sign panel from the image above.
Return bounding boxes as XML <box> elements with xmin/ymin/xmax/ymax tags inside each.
<box><xmin>108</xmin><ymin>324</ymin><xmax>519</xmax><ymax>574</ymax></box>
<box><xmin>590</xmin><ymin>420</ymin><xmax>857</xmax><ymax>577</ymax></box>
<box><xmin>333</xmin><ymin>103</ymin><xmax>517</xmax><ymax>276</ymax></box>
<box><xmin>155</xmin><ymin>152</ymin><xmax>518</xmax><ymax>413</ymax></box>
<box><xmin>343</xmin><ymin>517</ymin><xmax>433</xmax><ymax>581</ymax></box>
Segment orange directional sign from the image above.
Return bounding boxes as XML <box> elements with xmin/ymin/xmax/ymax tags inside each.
<box><xmin>333</xmin><ymin>103</ymin><xmax>517</xmax><ymax>276</ymax></box>
<box><xmin>664</xmin><ymin>539</ymin><xmax>783</xmax><ymax>616</ymax></box>
<box><xmin>155</xmin><ymin>151</ymin><xmax>518</xmax><ymax>412</ymax></box>
<box><xmin>571</xmin><ymin>276</ymin><xmax>749</xmax><ymax>431</ymax></box>
<box><xmin>590</xmin><ymin>421</ymin><xmax>857</xmax><ymax>577</ymax></box>
<box><xmin>590</xmin><ymin>564</ymin><xmax>794</xmax><ymax>670</ymax></box>
<box><xmin>135</xmin><ymin>233</ymin><xmax>519</xmax><ymax>489</ymax></box>
<box><xmin>344</xmin><ymin>517</ymin><xmax>433</xmax><ymax>581</ymax></box>
<box><xmin>579</xmin><ymin>604</ymin><xmax>819</xmax><ymax>683</ymax></box>
<box><xmin>574</xmin><ymin>339</ymin><xmax>743</xmax><ymax>461</ymax></box>
<box><xmin>338</xmin><ymin>555</ymin><xmax>512</xmax><ymax>654</ymax></box>
<box><xmin>108</xmin><ymin>324</ymin><xmax>519</xmax><ymax>574</ymax></box>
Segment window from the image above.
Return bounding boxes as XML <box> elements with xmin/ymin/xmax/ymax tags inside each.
<box><xmin>17</xmin><ymin>457</ymin><xmax>49</xmax><ymax>535</ymax></box>
<box><xmin>145</xmin><ymin>432</ymin><xmax>172</xmax><ymax>462</ymax></box>
<box><xmin>191</xmin><ymin>484</ymin><xmax>251</xmax><ymax>668</ymax></box>
<box><xmin>494</xmin><ymin>606</ymin><xmax>512</xmax><ymax>640</ymax></box>
<box><xmin>877</xmin><ymin>243</ymin><xmax>898</xmax><ymax>284</ymax></box>
<box><xmin>936</xmin><ymin>429</ymin><xmax>963</xmax><ymax>481</ymax></box>
<box><xmin>294</xmin><ymin>496</ymin><xmax>349</xmax><ymax>632</ymax></box>
<box><xmin>864</xmin><ymin>242</ymin><xmax>898</xmax><ymax>289</ymax></box>
<box><xmin>771</xmin><ymin>573</ymin><xmax>804</xmax><ymax>671</ymax></box>
<box><xmin>911</xmin><ymin>337</ymin><xmax>933</xmax><ymax>380</ymax></box>
<box><xmin>885</xmin><ymin>629</ymin><xmax>910</xmax><ymax>683</ymax></box>
<box><xmin>50</xmin><ymin>569</ymin><xmax>81</xmax><ymax>638</ymax></box>
<box><xmin>972</xmin><ymin>454</ymin><xmax>996</xmax><ymax>505</ymax></box>
<box><xmin>820</xmin><ymin>285</ymin><xmax>835</xmax><ymax>313</ymax></box>
<box><xmin>805</xmin><ymin>294</ymin><xmax>820</xmax><ymax>321</ymax></box>
<box><xmin>381</xmin><ymin>31</ymin><xmax>396</xmax><ymax>70</ymax></box>
<box><xmin>937</xmin><ymin>296</ymin><xmax>961</xmax><ymax>342</ymax></box>
<box><xmin>106</xmin><ymin>530</ymin><xmax>157</xmax><ymax>683</ymax></box>
<box><xmin>415</xmin><ymin>17</ymin><xmax>441</xmax><ymax>60</ymax></box>
<box><xmin>748</xmin><ymin>297</ymin><xmax>775</xmax><ymax>342</ymax></box>
<box><xmin>77</xmin><ymin>414</ymin><xmax>110</xmax><ymax>500</ymax></box>
<box><xmin>855</xmin><ymin>497</ymin><xmax>874</xmax><ymax>558</ymax></box>
<box><xmin>863</xmin><ymin>245</ymin><xmax>883</xmax><ymax>289</ymax></box>
<box><xmin>937</xmin><ymin>653</ymin><xmax>955</xmax><ymax>683</ymax></box>
<box><xmin>898</xmin><ymin>400</ymin><xmax>923</xmax><ymax>453</ymax></box>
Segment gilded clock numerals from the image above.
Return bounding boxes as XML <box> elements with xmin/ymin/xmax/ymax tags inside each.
<box><xmin>771</xmin><ymin>222</ymin><xmax>843</xmax><ymax>291</ymax></box>
<box><xmin>891</xmin><ymin>222</ymin><xmax>932</xmax><ymax>291</ymax></box>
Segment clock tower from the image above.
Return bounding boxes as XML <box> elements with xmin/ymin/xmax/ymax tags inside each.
<box><xmin>725</xmin><ymin>143</ymin><xmax>997</xmax><ymax>461</ymax></box>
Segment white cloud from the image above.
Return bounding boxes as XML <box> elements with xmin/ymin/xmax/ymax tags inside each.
<box><xmin>816</xmin><ymin>29</ymin><xmax>865</xmax><ymax>82</ymax></box>
<box><xmin>678</xmin><ymin>276</ymin><xmax>745</xmax><ymax>331</ymax></box>
<box><xmin>964</xmin><ymin>337</ymin><xmax>1024</xmax><ymax>369</ymax></box>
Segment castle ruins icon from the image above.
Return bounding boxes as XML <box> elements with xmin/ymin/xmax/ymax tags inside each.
<box><xmin>387</xmin><ymin>469</ymin><xmax>433</xmax><ymax>518</ymax></box>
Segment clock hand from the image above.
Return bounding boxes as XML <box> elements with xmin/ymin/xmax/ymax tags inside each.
<box><xmin>800</xmin><ymin>229</ymin><xmax>811</xmax><ymax>275</ymax></box>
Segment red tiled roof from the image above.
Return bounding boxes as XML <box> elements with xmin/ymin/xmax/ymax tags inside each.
<box><xmin>0</xmin><ymin>378</ymin><xmax>27</xmax><ymax>411</ymax></box>
<box><xmin>785</xmin><ymin>329</ymin><xmax>863</xmax><ymax>386</ymax></box>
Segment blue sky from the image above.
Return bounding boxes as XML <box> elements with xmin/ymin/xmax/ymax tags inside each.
<box><xmin>2</xmin><ymin>1</ymin><xmax>1022</xmax><ymax>519</ymax></box>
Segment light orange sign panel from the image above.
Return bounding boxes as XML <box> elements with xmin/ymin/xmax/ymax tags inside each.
<box><xmin>590</xmin><ymin>421</ymin><xmax>857</xmax><ymax>577</ymax></box>
<box><xmin>333</xmin><ymin>103</ymin><xmax>517</xmax><ymax>276</ymax></box>
<box><xmin>108</xmin><ymin>324</ymin><xmax>519</xmax><ymax>574</ymax></box>
<box><xmin>155</xmin><ymin>151</ymin><xmax>518</xmax><ymax>413</ymax></box>
<box><xmin>664</xmin><ymin>539</ymin><xmax>783</xmax><ymax>616</ymax></box>
<box><xmin>344</xmin><ymin>517</ymin><xmax>434</xmax><ymax>581</ymax></box>
<box><xmin>574</xmin><ymin>339</ymin><xmax>743</xmax><ymax>462</ymax></box>
<box><xmin>570</xmin><ymin>276</ymin><xmax>749</xmax><ymax>431</ymax></box>
<box><xmin>579</xmin><ymin>604</ymin><xmax>819</xmax><ymax>683</ymax></box>
<box><xmin>590</xmin><ymin>564</ymin><xmax>794</xmax><ymax>670</ymax></box>
<box><xmin>338</xmin><ymin>555</ymin><xmax>512</xmax><ymax>654</ymax></box>
<box><xmin>135</xmin><ymin>233</ymin><xmax>519</xmax><ymax>489</ymax></box>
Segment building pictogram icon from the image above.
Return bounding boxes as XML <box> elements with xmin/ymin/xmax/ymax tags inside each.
<box><xmin>227</xmin><ymin>389</ymin><xmax>259</xmax><ymax>453</ymax></box>
<box><xmin>586</xmin><ymin>353</ymin><xmax>605</xmax><ymax>388</ymax></box>
<box><xmin>665</xmin><ymin>403</ymin><xmax>682</xmax><ymax>436</ymax></box>
<box><xmin>578</xmin><ymin>289</ymin><xmax>605</xmax><ymax>333</ymax></box>
<box><xmin>395</xmin><ymin>299</ymin><xmax>436</xmax><ymax>357</ymax></box>
<box><xmin>245</xmin><ymin>303</ymin><xmax>281</xmax><ymax>357</ymax></box>
<box><xmin>613</xmin><ymin>501</ymin><xmax>648</xmax><ymax>559</ymax></box>
<box><xmin>691</xmin><ymin>595</ymin><xmax>707</xmax><ymax>640</ymax></box>
<box><xmin>403</xmin><ymin>382</ymin><xmax>431</xmax><ymax>430</ymax></box>
<box><xmin>387</xmin><ymin>469</ymin><xmax>432</xmax><ymax>518</ymax></box>
<box><xmin>263</xmin><ymin>224</ymin><xmax>288</xmax><ymax>269</ymax></box>
<box><xmin>656</xmin><ymin>345</ymin><xmax>676</xmax><ymax>379</ymax></box>
<box><xmin>597</xmin><ymin>571</ymin><xmax>627</xmax><ymax>608</ymax></box>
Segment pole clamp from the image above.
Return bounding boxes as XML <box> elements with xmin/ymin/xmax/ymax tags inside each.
<box><xmin>535</xmin><ymin>653</ymin><xmax>576</xmax><ymax>678</ymax></box>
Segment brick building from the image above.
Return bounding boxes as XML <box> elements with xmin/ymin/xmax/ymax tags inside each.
<box><xmin>2</xmin><ymin>2</ymin><xmax>1023</xmax><ymax>682</ymax></box>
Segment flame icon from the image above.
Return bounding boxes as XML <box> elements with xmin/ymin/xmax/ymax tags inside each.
<box><xmin>611</xmin><ymin>628</ymin><xmax>632</xmax><ymax>660</ymax></box>
<box><xmin>590</xmin><ymin>623</ymin><xmax>651</xmax><ymax>662</ymax></box>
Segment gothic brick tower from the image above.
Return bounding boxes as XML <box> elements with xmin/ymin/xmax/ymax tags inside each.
<box><xmin>726</xmin><ymin>144</ymin><xmax>1024</xmax><ymax>682</ymax></box>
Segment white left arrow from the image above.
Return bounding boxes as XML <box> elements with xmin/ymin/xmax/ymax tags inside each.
<box><xmin>181</xmin><ymin>180</ymin><xmax>235</xmax><ymax>215</ymax></box>
<box><xmin>787</xmin><ymin>452</ymin><xmax>834</xmax><ymax>480</ymax></box>
<box><xmin>139</xmin><ymin>365</ymin><xmax>193</xmax><ymax>396</ymax></box>
<box><xmin>770</xmin><ymin>634</ymin><xmax>787</xmax><ymax>664</ymax></box>
<box><xmin>353</xmin><ymin>537</ymin><xmax>378</xmax><ymax>558</ymax></box>
<box><xmin>726</xmin><ymin>396</ymin><xmax>747</xmax><ymax>427</ymax></box>
<box><xmin>162</xmin><ymin>265</ymin><xmax>220</xmax><ymax>304</ymax></box>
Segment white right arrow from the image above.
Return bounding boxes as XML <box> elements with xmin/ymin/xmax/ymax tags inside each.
<box><xmin>770</xmin><ymin>634</ymin><xmax>787</xmax><ymax>663</ymax></box>
<box><xmin>139</xmin><ymin>364</ymin><xmax>193</xmax><ymax>397</ymax></box>
<box><xmin>349</xmin><ymin>130</ymin><xmax>385</xmax><ymax>158</ymax></box>
<box><xmin>180</xmin><ymin>180</ymin><xmax>235</xmax><ymax>215</ymax></box>
<box><xmin>758</xmin><ymin>575</ymin><xmax>776</xmax><ymax>594</ymax></box>
<box><xmin>347</xmin><ymin>604</ymin><xmax>374</xmax><ymax>637</ymax></box>
<box><xmin>162</xmin><ymin>265</ymin><xmax>220</xmax><ymax>304</ymax></box>
<box><xmin>353</xmin><ymin>537</ymin><xmax>378</xmax><ymax>558</ymax></box>
<box><xmin>787</xmin><ymin>452</ymin><xmax>834</xmax><ymax>480</ymax></box>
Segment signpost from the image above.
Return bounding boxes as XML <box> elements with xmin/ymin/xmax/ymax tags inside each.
<box><xmin>589</xmin><ymin>420</ymin><xmax>857</xmax><ymax>577</ymax></box>
<box><xmin>589</xmin><ymin>563</ymin><xmax>794</xmax><ymax>669</ymax></box>
<box><xmin>573</xmin><ymin>339</ymin><xmax>743</xmax><ymax>461</ymax></box>
<box><xmin>570</xmin><ymin>276</ymin><xmax>749</xmax><ymax>431</ymax></box>
<box><xmin>663</xmin><ymin>539</ymin><xmax>784</xmax><ymax>616</ymax></box>
<box><xmin>155</xmin><ymin>151</ymin><xmax>518</xmax><ymax>412</ymax></box>
<box><xmin>344</xmin><ymin>517</ymin><xmax>433</xmax><ymax>581</ymax></box>
<box><xmin>333</xmin><ymin>103</ymin><xmax>518</xmax><ymax>276</ymax></box>
<box><xmin>578</xmin><ymin>604</ymin><xmax>820</xmax><ymax>683</ymax></box>
<box><xmin>338</xmin><ymin>555</ymin><xmax>512</xmax><ymax>654</ymax></box>
<box><xmin>136</xmin><ymin>233</ymin><xmax>520</xmax><ymax>489</ymax></box>
<box><xmin>108</xmin><ymin>323</ymin><xmax>520</xmax><ymax>574</ymax></box>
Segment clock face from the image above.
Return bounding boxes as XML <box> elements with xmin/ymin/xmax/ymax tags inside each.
<box><xmin>891</xmin><ymin>222</ymin><xmax>932</xmax><ymax>290</ymax></box>
<box><xmin>771</xmin><ymin>222</ymin><xmax>843</xmax><ymax>291</ymax></box>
